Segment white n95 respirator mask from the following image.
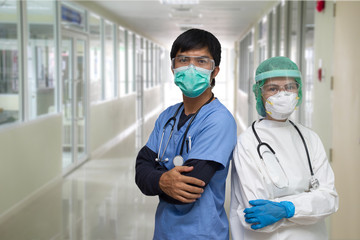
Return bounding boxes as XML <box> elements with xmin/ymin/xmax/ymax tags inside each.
<box><xmin>265</xmin><ymin>91</ymin><xmax>299</xmax><ymax>120</ymax></box>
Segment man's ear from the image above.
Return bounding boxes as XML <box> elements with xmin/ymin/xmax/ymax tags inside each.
<box><xmin>211</xmin><ymin>66</ymin><xmax>220</xmax><ymax>79</ymax></box>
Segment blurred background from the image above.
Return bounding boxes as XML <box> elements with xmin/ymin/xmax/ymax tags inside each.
<box><xmin>0</xmin><ymin>0</ymin><xmax>359</xmax><ymax>239</ymax></box>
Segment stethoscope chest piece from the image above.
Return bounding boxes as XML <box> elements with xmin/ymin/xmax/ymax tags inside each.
<box><xmin>156</xmin><ymin>94</ymin><xmax>215</xmax><ymax>167</ymax></box>
<box><xmin>310</xmin><ymin>176</ymin><xmax>319</xmax><ymax>190</ymax></box>
<box><xmin>173</xmin><ymin>155</ymin><xmax>184</xmax><ymax>166</ymax></box>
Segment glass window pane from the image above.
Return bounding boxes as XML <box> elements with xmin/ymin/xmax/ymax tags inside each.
<box><xmin>157</xmin><ymin>46</ymin><xmax>163</xmax><ymax>86</ymax></box>
<box><xmin>271</xmin><ymin>8</ymin><xmax>278</xmax><ymax>57</ymax></box>
<box><xmin>0</xmin><ymin>0</ymin><xmax>19</xmax><ymax>126</ymax></box>
<box><xmin>289</xmin><ymin>1</ymin><xmax>299</xmax><ymax>62</ymax></box>
<box><xmin>155</xmin><ymin>45</ymin><xmax>159</xmax><ymax>86</ymax></box>
<box><xmin>152</xmin><ymin>44</ymin><xmax>156</xmax><ymax>87</ymax></box>
<box><xmin>135</xmin><ymin>35</ymin><xmax>141</xmax><ymax>91</ymax></box>
<box><xmin>118</xmin><ymin>27</ymin><xmax>126</xmax><ymax>96</ymax></box>
<box><xmin>151</xmin><ymin>42</ymin><xmax>155</xmax><ymax>87</ymax></box>
<box><xmin>239</xmin><ymin>32</ymin><xmax>253</xmax><ymax>92</ymax></box>
<box><xmin>268</xmin><ymin>11</ymin><xmax>274</xmax><ymax>57</ymax></box>
<box><xmin>27</xmin><ymin>0</ymin><xmax>56</xmax><ymax>119</ymax></box>
<box><xmin>258</xmin><ymin>17</ymin><xmax>268</xmax><ymax>64</ymax></box>
<box><xmin>143</xmin><ymin>39</ymin><xmax>149</xmax><ymax>89</ymax></box>
<box><xmin>279</xmin><ymin>1</ymin><xmax>286</xmax><ymax>56</ymax></box>
<box><xmin>104</xmin><ymin>20</ymin><xmax>114</xmax><ymax>100</ymax></box>
<box><xmin>89</xmin><ymin>13</ymin><xmax>102</xmax><ymax>103</ymax></box>
<box><xmin>149</xmin><ymin>42</ymin><xmax>154</xmax><ymax>88</ymax></box>
<box><xmin>302</xmin><ymin>1</ymin><xmax>316</xmax><ymax>127</ymax></box>
<box><xmin>127</xmin><ymin>31</ymin><xmax>134</xmax><ymax>93</ymax></box>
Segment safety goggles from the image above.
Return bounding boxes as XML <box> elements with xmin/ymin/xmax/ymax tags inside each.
<box><xmin>260</xmin><ymin>82</ymin><xmax>300</xmax><ymax>96</ymax></box>
<box><xmin>171</xmin><ymin>55</ymin><xmax>215</xmax><ymax>70</ymax></box>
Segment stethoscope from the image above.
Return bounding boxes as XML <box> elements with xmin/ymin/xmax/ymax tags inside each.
<box><xmin>155</xmin><ymin>94</ymin><xmax>215</xmax><ymax>166</ymax></box>
<box><xmin>251</xmin><ymin>119</ymin><xmax>319</xmax><ymax>190</ymax></box>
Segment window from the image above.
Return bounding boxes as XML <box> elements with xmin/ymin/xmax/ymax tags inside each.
<box><xmin>89</xmin><ymin>13</ymin><xmax>102</xmax><ymax>102</ymax></box>
<box><xmin>27</xmin><ymin>0</ymin><xmax>56</xmax><ymax>119</ymax></box>
<box><xmin>0</xmin><ymin>0</ymin><xmax>19</xmax><ymax>126</ymax></box>
<box><xmin>302</xmin><ymin>1</ymin><xmax>316</xmax><ymax>127</ymax></box>
<box><xmin>258</xmin><ymin>17</ymin><xmax>268</xmax><ymax>64</ymax></box>
<box><xmin>269</xmin><ymin>7</ymin><xmax>279</xmax><ymax>57</ymax></box>
<box><xmin>279</xmin><ymin>1</ymin><xmax>287</xmax><ymax>56</ymax></box>
<box><xmin>158</xmin><ymin>47</ymin><xmax>164</xmax><ymax>86</ymax></box>
<box><xmin>239</xmin><ymin>31</ymin><xmax>253</xmax><ymax>93</ymax></box>
<box><xmin>154</xmin><ymin>45</ymin><xmax>160</xmax><ymax>86</ymax></box>
<box><xmin>155</xmin><ymin>45</ymin><xmax>161</xmax><ymax>85</ymax></box>
<box><xmin>135</xmin><ymin>35</ymin><xmax>142</xmax><ymax>91</ymax></box>
<box><xmin>143</xmin><ymin>39</ymin><xmax>149</xmax><ymax>89</ymax></box>
<box><xmin>104</xmin><ymin>20</ymin><xmax>115</xmax><ymax>100</ymax></box>
<box><xmin>118</xmin><ymin>27</ymin><xmax>126</xmax><ymax>96</ymax></box>
<box><xmin>289</xmin><ymin>1</ymin><xmax>299</xmax><ymax>62</ymax></box>
<box><xmin>126</xmin><ymin>30</ymin><xmax>134</xmax><ymax>93</ymax></box>
<box><xmin>150</xmin><ymin>42</ymin><xmax>154</xmax><ymax>87</ymax></box>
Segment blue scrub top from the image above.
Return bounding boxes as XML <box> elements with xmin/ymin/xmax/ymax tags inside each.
<box><xmin>146</xmin><ymin>99</ymin><xmax>237</xmax><ymax>240</ymax></box>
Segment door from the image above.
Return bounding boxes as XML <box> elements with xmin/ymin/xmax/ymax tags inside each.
<box><xmin>61</xmin><ymin>32</ymin><xmax>88</xmax><ymax>173</ymax></box>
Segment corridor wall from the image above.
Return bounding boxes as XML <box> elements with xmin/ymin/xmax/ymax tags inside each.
<box><xmin>331</xmin><ymin>2</ymin><xmax>360</xmax><ymax>238</ymax></box>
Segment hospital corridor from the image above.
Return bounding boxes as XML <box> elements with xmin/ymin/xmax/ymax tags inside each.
<box><xmin>0</xmin><ymin>132</ymin><xmax>159</xmax><ymax>239</ymax></box>
<box><xmin>0</xmin><ymin>1</ymin><xmax>359</xmax><ymax>239</ymax></box>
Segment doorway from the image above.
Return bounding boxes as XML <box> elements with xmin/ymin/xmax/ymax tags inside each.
<box><xmin>61</xmin><ymin>31</ymin><xmax>88</xmax><ymax>173</ymax></box>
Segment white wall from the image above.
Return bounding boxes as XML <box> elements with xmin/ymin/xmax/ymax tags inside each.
<box><xmin>0</xmin><ymin>115</ymin><xmax>62</xmax><ymax>220</ymax></box>
<box><xmin>89</xmin><ymin>94</ymin><xmax>137</xmax><ymax>154</ymax></box>
<box><xmin>143</xmin><ymin>86</ymin><xmax>163</xmax><ymax>145</ymax></box>
<box><xmin>0</xmin><ymin>95</ymin><xmax>18</xmax><ymax>110</ymax></box>
<box><xmin>331</xmin><ymin>2</ymin><xmax>360</xmax><ymax>239</ymax></box>
<box><xmin>312</xmin><ymin>2</ymin><xmax>335</xmax><ymax>159</ymax></box>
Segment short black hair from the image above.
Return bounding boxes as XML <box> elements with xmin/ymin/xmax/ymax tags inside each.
<box><xmin>170</xmin><ymin>28</ymin><xmax>221</xmax><ymax>67</ymax></box>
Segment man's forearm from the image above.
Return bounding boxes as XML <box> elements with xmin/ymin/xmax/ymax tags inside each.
<box><xmin>135</xmin><ymin>146</ymin><xmax>167</xmax><ymax>195</ymax></box>
<box><xmin>159</xmin><ymin>159</ymin><xmax>221</xmax><ymax>204</ymax></box>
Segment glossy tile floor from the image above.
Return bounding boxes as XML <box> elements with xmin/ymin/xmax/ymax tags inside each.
<box><xmin>0</xmin><ymin>132</ymin><xmax>232</xmax><ymax>240</ymax></box>
<box><xmin>0</xmin><ymin>134</ymin><xmax>158</xmax><ymax>240</ymax></box>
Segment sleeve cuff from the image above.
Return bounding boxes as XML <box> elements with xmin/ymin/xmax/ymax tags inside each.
<box><xmin>281</xmin><ymin>201</ymin><xmax>295</xmax><ymax>218</ymax></box>
<box><xmin>148</xmin><ymin>170</ymin><xmax>165</xmax><ymax>195</ymax></box>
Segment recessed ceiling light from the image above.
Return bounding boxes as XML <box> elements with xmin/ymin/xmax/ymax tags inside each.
<box><xmin>169</xmin><ymin>12</ymin><xmax>202</xmax><ymax>19</ymax></box>
<box><xmin>177</xmin><ymin>23</ymin><xmax>204</xmax><ymax>29</ymax></box>
<box><xmin>160</xmin><ymin>0</ymin><xmax>199</xmax><ymax>5</ymax></box>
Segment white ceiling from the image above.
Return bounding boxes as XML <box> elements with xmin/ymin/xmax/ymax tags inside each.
<box><xmin>93</xmin><ymin>0</ymin><xmax>276</xmax><ymax>49</ymax></box>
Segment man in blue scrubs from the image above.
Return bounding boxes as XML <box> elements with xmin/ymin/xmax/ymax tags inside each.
<box><xmin>135</xmin><ymin>28</ymin><xmax>237</xmax><ymax>240</ymax></box>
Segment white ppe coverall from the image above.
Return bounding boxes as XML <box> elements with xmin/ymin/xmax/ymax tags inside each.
<box><xmin>230</xmin><ymin>119</ymin><xmax>338</xmax><ymax>240</ymax></box>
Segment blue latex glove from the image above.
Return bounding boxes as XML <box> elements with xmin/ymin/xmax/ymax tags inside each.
<box><xmin>244</xmin><ymin>199</ymin><xmax>295</xmax><ymax>230</ymax></box>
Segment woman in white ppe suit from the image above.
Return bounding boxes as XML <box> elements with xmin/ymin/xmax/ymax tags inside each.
<box><xmin>230</xmin><ymin>56</ymin><xmax>338</xmax><ymax>240</ymax></box>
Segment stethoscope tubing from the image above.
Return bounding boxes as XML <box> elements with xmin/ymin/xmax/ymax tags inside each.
<box><xmin>288</xmin><ymin>120</ymin><xmax>314</xmax><ymax>176</ymax></box>
<box><xmin>156</xmin><ymin>94</ymin><xmax>214</xmax><ymax>164</ymax></box>
<box><xmin>252</xmin><ymin>119</ymin><xmax>315</xmax><ymax>177</ymax></box>
<box><xmin>157</xmin><ymin>105</ymin><xmax>183</xmax><ymax>162</ymax></box>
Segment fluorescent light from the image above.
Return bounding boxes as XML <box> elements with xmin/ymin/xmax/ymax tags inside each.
<box><xmin>176</xmin><ymin>23</ymin><xmax>204</xmax><ymax>29</ymax></box>
<box><xmin>160</xmin><ymin>0</ymin><xmax>199</xmax><ymax>5</ymax></box>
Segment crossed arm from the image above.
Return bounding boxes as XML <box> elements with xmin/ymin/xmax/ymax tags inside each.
<box><xmin>135</xmin><ymin>146</ymin><xmax>221</xmax><ymax>204</ymax></box>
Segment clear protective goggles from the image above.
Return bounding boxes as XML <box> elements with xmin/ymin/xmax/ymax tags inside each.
<box><xmin>171</xmin><ymin>55</ymin><xmax>215</xmax><ymax>71</ymax></box>
<box><xmin>260</xmin><ymin>80</ymin><xmax>299</xmax><ymax>96</ymax></box>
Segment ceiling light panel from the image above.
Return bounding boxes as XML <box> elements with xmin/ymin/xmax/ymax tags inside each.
<box><xmin>160</xmin><ymin>0</ymin><xmax>199</xmax><ymax>5</ymax></box>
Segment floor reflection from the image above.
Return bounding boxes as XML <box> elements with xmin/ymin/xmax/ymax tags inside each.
<box><xmin>0</xmin><ymin>135</ymin><xmax>158</xmax><ymax>240</ymax></box>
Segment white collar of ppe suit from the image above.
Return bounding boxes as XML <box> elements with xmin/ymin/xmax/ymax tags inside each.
<box><xmin>257</xmin><ymin>119</ymin><xmax>291</xmax><ymax>128</ymax></box>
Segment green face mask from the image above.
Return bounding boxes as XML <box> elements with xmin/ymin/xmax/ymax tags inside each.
<box><xmin>174</xmin><ymin>64</ymin><xmax>212</xmax><ymax>98</ymax></box>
